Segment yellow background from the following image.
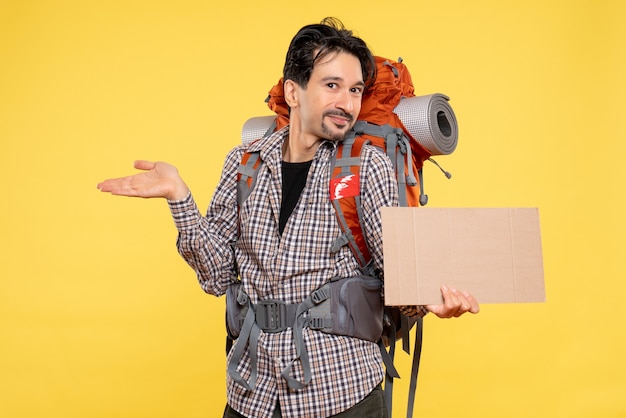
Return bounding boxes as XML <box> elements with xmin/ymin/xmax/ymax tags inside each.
<box><xmin>1</xmin><ymin>0</ymin><xmax>624</xmax><ymax>417</ymax></box>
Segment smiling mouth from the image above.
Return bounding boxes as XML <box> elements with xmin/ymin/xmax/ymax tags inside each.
<box><xmin>324</xmin><ymin>111</ymin><xmax>353</xmax><ymax>127</ymax></box>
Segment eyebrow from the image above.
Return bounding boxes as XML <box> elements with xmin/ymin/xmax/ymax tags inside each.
<box><xmin>320</xmin><ymin>76</ymin><xmax>366</xmax><ymax>88</ymax></box>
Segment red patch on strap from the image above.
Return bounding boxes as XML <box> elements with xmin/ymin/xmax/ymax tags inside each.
<box><xmin>330</xmin><ymin>174</ymin><xmax>360</xmax><ymax>199</ymax></box>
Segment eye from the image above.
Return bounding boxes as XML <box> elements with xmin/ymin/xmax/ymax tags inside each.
<box><xmin>351</xmin><ymin>86</ymin><xmax>363</xmax><ymax>95</ymax></box>
<box><xmin>326</xmin><ymin>82</ymin><xmax>337</xmax><ymax>89</ymax></box>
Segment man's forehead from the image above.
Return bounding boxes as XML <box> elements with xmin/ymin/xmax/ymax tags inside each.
<box><xmin>311</xmin><ymin>51</ymin><xmax>363</xmax><ymax>82</ymax></box>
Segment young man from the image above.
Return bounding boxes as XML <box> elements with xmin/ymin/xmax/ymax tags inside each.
<box><xmin>98</xmin><ymin>18</ymin><xmax>478</xmax><ymax>418</ymax></box>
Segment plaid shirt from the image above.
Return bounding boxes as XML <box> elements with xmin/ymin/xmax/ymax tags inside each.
<box><xmin>168</xmin><ymin>126</ymin><xmax>425</xmax><ymax>417</ymax></box>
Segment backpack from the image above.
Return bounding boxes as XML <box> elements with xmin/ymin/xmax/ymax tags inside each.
<box><xmin>236</xmin><ymin>56</ymin><xmax>458</xmax><ymax>418</ymax></box>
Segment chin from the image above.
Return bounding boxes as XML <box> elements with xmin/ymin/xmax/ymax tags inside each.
<box><xmin>322</xmin><ymin>126</ymin><xmax>351</xmax><ymax>142</ymax></box>
<box><xmin>330</xmin><ymin>133</ymin><xmax>347</xmax><ymax>142</ymax></box>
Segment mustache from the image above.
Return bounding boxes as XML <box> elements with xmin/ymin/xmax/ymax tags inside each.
<box><xmin>323</xmin><ymin>110</ymin><xmax>353</xmax><ymax>123</ymax></box>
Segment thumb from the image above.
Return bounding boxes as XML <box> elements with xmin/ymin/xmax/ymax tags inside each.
<box><xmin>133</xmin><ymin>160</ymin><xmax>156</xmax><ymax>171</ymax></box>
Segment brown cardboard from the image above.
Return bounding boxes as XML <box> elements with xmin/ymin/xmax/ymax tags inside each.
<box><xmin>381</xmin><ymin>207</ymin><xmax>545</xmax><ymax>305</ymax></box>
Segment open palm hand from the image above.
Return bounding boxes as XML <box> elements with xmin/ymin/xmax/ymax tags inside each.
<box><xmin>97</xmin><ymin>160</ymin><xmax>189</xmax><ymax>201</ymax></box>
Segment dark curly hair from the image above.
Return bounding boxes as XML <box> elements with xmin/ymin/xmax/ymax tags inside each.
<box><xmin>283</xmin><ymin>17</ymin><xmax>376</xmax><ymax>90</ymax></box>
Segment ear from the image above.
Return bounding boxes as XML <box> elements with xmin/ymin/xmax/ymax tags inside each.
<box><xmin>283</xmin><ymin>79</ymin><xmax>299</xmax><ymax>108</ymax></box>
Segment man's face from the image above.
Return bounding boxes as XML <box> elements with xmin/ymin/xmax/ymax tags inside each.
<box><xmin>294</xmin><ymin>51</ymin><xmax>365</xmax><ymax>142</ymax></box>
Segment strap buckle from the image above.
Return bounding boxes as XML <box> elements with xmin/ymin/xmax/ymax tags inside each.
<box><xmin>255</xmin><ymin>299</ymin><xmax>289</xmax><ymax>333</ymax></box>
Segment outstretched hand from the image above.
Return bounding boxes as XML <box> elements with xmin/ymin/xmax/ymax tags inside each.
<box><xmin>97</xmin><ymin>160</ymin><xmax>189</xmax><ymax>201</ymax></box>
<box><xmin>426</xmin><ymin>285</ymin><xmax>480</xmax><ymax>318</ymax></box>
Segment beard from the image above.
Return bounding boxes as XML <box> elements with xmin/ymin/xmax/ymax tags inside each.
<box><xmin>321</xmin><ymin>110</ymin><xmax>354</xmax><ymax>142</ymax></box>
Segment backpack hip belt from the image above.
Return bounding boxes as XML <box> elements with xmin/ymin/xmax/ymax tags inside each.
<box><xmin>225</xmin><ymin>275</ymin><xmax>398</xmax><ymax>391</ymax></box>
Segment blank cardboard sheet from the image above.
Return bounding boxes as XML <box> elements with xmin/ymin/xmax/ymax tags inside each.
<box><xmin>382</xmin><ymin>207</ymin><xmax>546</xmax><ymax>305</ymax></box>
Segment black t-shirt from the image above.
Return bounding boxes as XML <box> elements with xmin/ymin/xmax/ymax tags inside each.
<box><xmin>279</xmin><ymin>160</ymin><xmax>313</xmax><ymax>235</ymax></box>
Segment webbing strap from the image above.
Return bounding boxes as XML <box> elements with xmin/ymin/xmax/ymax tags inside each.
<box><xmin>353</xmin><ymin>120</ymin><xmax>399</xmax><ymax>138</ymax></box>
<box><xmin>330</xmin><ymin>233</ymin><xmax>349</xmax><ymax>253</ymax></box>
<box><xmin>228</xmin><ymin>286</ymin><xmax>333</xmax><ymax>391</ymax></box>
<box><xmin>402</xmin><ymin>136</ymin><xmax>418</xmax><ymax>187</ymax></box>
<box><xmin>386</xmin><ymin>133</ymin><xmax>398</xmax><ymax>171</ymax></box>
<box><xmin>237</xmin><ymin>152</ymin><xmax>262</xmax><ymax>206</ymax></box>
<box><xmin>237</xmin><ymin>160</ymin><xmax>259</xmax><ymax>178</ymax></box>
<box><xmin>331</xmin><ymin>198</ymin><xmax>370</xmax><ymax>268</ymax></box>
<box><xmin>381</xmin><ymin>315</ymin><xmax>423</xmax><ymax>418</ymax></box>
<box><xmin>333</xmin><ymin>156</ymin><xmax>362</xmax><ymax>168</ymax></box>
<box><xmin>406</xmin><ymin>317</ymin><xmax>423</xmax><ymax>418</ymax></box>
<box><xmin>382</xmin><ymin>319</ymin><xmax>399</xmax><ymax>417</ymax></box>
<box><xmin>401</xmin><ymin>313</ymin><xmax>411</xmax><ymax>354</ymax></box>
<box><xmin>281</xmin><ymin>298</ymin><xmax>315</xmax><ymax>389</ymax></box>
<box><xmin>340</xmin><ymin>131</ymin><xmax>356</xmax><ymax>168</ymax></box>
<box><xmin>227</xmin><ymin>299</ymin><xmax>260</xmax><ymax>391</ymax></box>
<box><xmin>280</xmin><ymin>285</ymin><xmax>332</xmax><ymax>389</ymax></box>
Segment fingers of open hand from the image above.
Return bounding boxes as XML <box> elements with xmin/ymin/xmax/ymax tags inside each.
<box><xmin>443</xmin><ymin>286</ymin><xmax>464</xmax><ymax>318</ymax></box>
<box><xmin>97</xmin><ymin>175</ymin><xmax>143</xmax><ymax>197</ymax></box>
<box><xmin>428</xmin><ymin>285</ymin><xmax>480</xmax><ymax>319</ymax></box>
<box><xmin>450</xmin><ymin>287</ymin><xmax>474</xmax><ymax>317</ymax></box>
<box><xmin>97</xmin><ymin>161</ymin><xmax>165</xmax><ymax>198</ymax></box>
<box><xmin>462</xmin><ymin>291</ymin><xmax>480</xmax><ymax>314</ymax></box>
<box><xmin>133</xmin><ymin>160</ymin><xmax>156</xmax><ymax>171</ymax></box>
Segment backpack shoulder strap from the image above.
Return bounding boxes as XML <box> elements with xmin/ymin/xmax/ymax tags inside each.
<box><xmin>329</xmin><ymin>132</ymin><xmax>375</xmax><ymax>276</ymax></box>
<box><xmin>237</xmin><ymin>148</ymin><xmax>263</xmax><ymax>207</ymax></box>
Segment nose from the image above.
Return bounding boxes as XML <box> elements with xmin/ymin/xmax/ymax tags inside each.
<box><xmin>336</xmin><ymin>89</ymin><xmax>355</xmax><ymax>113</ymax></box>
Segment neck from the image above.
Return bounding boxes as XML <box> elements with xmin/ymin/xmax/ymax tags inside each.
<box><xmin>283</xmin><ymin>121</ymin><xmax>323</xmax><ymax>163</ymax></box>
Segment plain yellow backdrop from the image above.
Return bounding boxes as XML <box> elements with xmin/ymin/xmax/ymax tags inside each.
<box><xmin>1</xmin><ymin>0</ymin><xmax>624</xmax><ymax>417</ymax></box>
